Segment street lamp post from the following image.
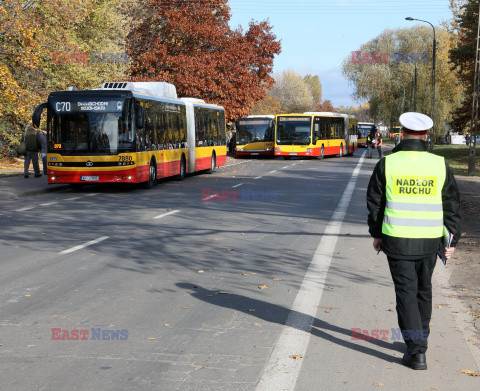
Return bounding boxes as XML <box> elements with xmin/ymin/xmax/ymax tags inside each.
<box><xmin>406</xmin><ymin>17</ymin><xmax>436</xmax><ymax>150</ymax></box>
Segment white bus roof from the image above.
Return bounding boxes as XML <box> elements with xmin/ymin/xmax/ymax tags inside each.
<box><xmin>100</xmin><ymin>81</ymin><xmax>178</xmax><ymax>100</ymax></box>
<box><xmin>245</xmin><ymin>115</ymin><xmax>275</xmax><ymax>119</ymax></box>
<box><xmin>303</xmin><ymin>111</ymin><xmax>342</xmax><ymax>117</ymax></box>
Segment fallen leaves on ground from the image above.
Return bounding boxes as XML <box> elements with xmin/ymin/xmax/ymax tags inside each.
<box><xmin>273</xmin><ymin>278</ymin><xmax>282</xmax><ymax>281</ymax></box>
<box><xmin>252</xmin><ymin>323</ymin><xmax>260</xmax><ymax>326</ymax></box>
<box><xmin>459</xmin><ymin>369</ymin><xmax>480</xmax><ymax>376</ymax></box>
<box><xmin>436</xmin><ymin>304</ymin><xmax>449</xmax><ymax>308</ymax></box>
<box><xmin>258</xmin><ymin>285</ymin><xmax>268</xmax><ymax>289</ymax></box>
<box><xmin>374</xmin><ymin>383</ymin><xmax>384</xmax><ymax>387</ymax></box>
<box><xmin>289</xmin><ymin>354</ymin><xmax>302</xmax><ymax>360</ymax></box>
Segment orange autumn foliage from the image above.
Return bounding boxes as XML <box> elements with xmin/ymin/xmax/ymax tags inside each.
<box><xmin>126</xmin><ymin>0</ymin><xmax>281</xmax><ymax>121</ymax></box>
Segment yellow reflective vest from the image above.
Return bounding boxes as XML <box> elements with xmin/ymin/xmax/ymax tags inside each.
<box><xmin>382</xmin><ymin>151</ymin><xmax>446</xmax><ymax>238</ymax></box>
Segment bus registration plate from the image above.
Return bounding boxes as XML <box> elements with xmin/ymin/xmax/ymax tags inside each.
<box><xmin>289</xmin><ymin>153</ymin><xmax>297</xmax><ymax>156</ymax></box>
<box><xmin>251</xmin><ymin>153</ymin><xmax>259</xmax><ymax>155</ymax></box>
<box><xmin>81</xmin><ymin>176</ymin><xmax>99</xmax><ymax>181</ymax></box>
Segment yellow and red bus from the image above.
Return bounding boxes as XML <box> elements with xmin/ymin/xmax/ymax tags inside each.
<box><xmin>234</xmin><ymin>115</ymin><xmax>275</xmax><ymax>156</ymax></box>
<box><xmin>32</xmin><ymin>82</ymin><xmax>226</xmax><ymax>187</ymax></box>
<box><xmin>274</xmin><ymin>112</ymin><xmax>358</xmax><ymax>159</ymax></box>
<box><xmin>357</xmin><ymin>122</ymin><xmax>376</xmax><ymax>147</ymax></box>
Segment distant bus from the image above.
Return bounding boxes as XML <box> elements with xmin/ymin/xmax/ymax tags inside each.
<box><xmin>235</xmin><ymin>115</ymin><xmax>275</xmax><ymax>156</ymax></box>
<box><xmin>274</xmin><ymin>112</ymin><xmax>358</xmax><ymax>159</ymax></box>
<box><xmin>357</xmin><ymin>122</ymin><xmax>376</xmax><ymax>147</ymax></box>
<box><xmin>32</xmin><ymin>82</ymin><xmax>226</xmax><ymax>187</ymax></box>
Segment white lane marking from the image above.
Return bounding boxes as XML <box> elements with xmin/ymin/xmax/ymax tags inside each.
<box><xmin>85</xmin><ymin>193</ymin><xmax>99</xmax><ymax>197</ymax></box>
<box><xmin>153</xmin><ymin>210</ymin><xmax>180</xmax><ymax>219</ymax></box>
<box><xmin>65</xmin><ymin>197</ymin><xmax>81</xmax><ymax>201</ymax></box>
<box><xmin>16</xmin><ymin>207</ymin><xmax>34</xmax><ymax>212</ymax></box>
<box><xmin>282</xmin><ymin>166</ymin><xmax>289</xmax><ymax>169</ymax></box>
<box><xmin>202</xmin><ymin>195</ymin><xmax>216</xmax><ymax>201</ymax></box>
<box><xmin>256</xmin><ymin>152</ymin><xmax>366</xmax><ymax>391</ymax></box>
<box><xmin>232</xmin><ymin>183</ymin><xmax>244</xmax><ymax>188</ymax></box>
<box><xmin>269</xmin><ymin>170</ymin><xmax>277</xmax><ymax>174</ymax></box>
<box><xmin>223</xmin><ymin>161</ymin><xmax>253</xmax><ymax>168</ymax></box>
<box><xmin>40</xmin><ymin>201</ymin><xmax>58</xmax><ymax>206</ymax></box>
<box><xmin>254</xmin><ymin>176</ymin><xmax>262</xmax><ymax>180</ymax></box>
<box><xmin>59</xmin><ymin>236</ymin><xmax>109</xmax><ymax>255</ymax></box>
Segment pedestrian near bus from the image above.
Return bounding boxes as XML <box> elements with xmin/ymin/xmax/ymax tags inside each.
<box><xmin>39</xmin><ymin>129</ymin><xmax>48</xmax><ymax>175</ymax></box>
<box><xmin>367</xmin><ymin>112</ymin><xmax>461</xmax><ymax>370</ymax></box>
<box><xmin>23</xmin><ymin>124</ymin><xmax>42</xmax><ymax>178</ymax></box>
<box><xmin>376</xmin><ymin>132</ymin><xmax>383</xmax><ymax>158</ymax></box>
<box><xmin>366</xmin><ymin>127</ymin><xmax>376</xmax><ymax>159</ymax></box>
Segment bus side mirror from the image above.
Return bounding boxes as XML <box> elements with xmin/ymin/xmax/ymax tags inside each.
<box><xmin>32</xmin><ymin>103</ymin><xmax>47</xmax><ymax>128</ymax></box>
<box><xmin>135</xmin><ymin>103</ymin><xmax>144</xmax><ymax>129</ymax></box>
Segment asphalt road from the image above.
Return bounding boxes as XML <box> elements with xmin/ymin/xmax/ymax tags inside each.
<box><xmin>0</xmin><ymin>152</ymin><xmax>479</xmax><ymax>390</ymax></box>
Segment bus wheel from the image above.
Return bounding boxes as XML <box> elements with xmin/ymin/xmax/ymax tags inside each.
<box><xmin>144</xmin><ymin>160</ymin><xmax>156</xmax><ymax>188</ymax></box>
<box><xmin>338</xmin><ymin>144</ymin><xmax>343</xmax><ymax>158</ymax></box>
<box><xmin>319</xmin><ymin>145</ymin><xmax>325</xmax><ymax>160</ymax></box>
<box><xmin>177</xmin><ymin>155</ymin><xmax>186</xmax><ymax>181</ymax></box>
<box><xmin>207</xmin><ymin>153</ymin><xmax>216</xmax><ymax>174</ymax></box>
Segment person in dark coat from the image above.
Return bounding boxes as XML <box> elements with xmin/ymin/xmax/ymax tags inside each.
<box><xmin>367</xmin><ymin>112</ymin><xmax>461</xmax><ymax>370</ymax></box>
<box><xmin>38</xmin><ymin>129</ymin><xmax>48</xmax><ymax>175</ymax></box>
<box><xmin>23</xmin><ymin>124</ymin><xmax>42</xmax><ymax>178</ymax></box>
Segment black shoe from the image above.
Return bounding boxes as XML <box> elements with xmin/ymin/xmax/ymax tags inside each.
<box><xmin>34</xmin><ymin>174</ymin><xmax>42</xmax><ymax>178</ymax></box>
<box><xmin>402</xmin><ymin>353</ymin><xmax>413</xmax><ymax>366</ymax></box>
<box><xmin>410</xmin><ymin>353</ymin><xmax>427</xmax><ymax>370</ymax></box>
<box><xmin>24</xmin><ymin>175</ymin><xmax>29</xmax><ymax>178</ymax></box>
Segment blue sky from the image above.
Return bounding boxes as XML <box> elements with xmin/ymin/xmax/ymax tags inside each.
<box><xmin>228</xmin><ymin>0</ymin><xmax>454</xmax><ymax>107</ymax></box>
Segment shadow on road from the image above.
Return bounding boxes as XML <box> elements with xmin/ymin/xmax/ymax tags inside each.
<box><xmin>176</xmin><ymin>282</ymin><xmax>404</xmax><ymax>364</ymax></box>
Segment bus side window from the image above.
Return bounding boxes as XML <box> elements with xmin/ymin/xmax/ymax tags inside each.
<box><xmin>314</xmin><ymin>121</ymin><xmax>320</xmax><ymax>143</ymax></box>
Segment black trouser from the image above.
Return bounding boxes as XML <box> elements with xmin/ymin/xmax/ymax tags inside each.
<box><xmin>377</xmin><ymin>146</ymin><xmax>382</xmax><ymax>158</ymax></box>
<box><xmin>387</xmin><ymin>253</ymin><xmax>437</xmax><ymax>355</ymax></box>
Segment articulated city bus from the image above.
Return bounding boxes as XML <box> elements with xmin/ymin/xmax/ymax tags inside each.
<box><xmin>274</xmin><ymin>112</ymin><xmax>358</xmax><ymax>159</ymax></box>
<box><xmin>357</xmin><ymin>122</ymin><xmax>376</xmax><ymax>147</ymax></box>
<box><xmin>32</xmin><ymin>82</ymin><xmax>226</xmax><ymax>187</ymax></box>
<box><xmin>234</xmin><ymin>115</ymin><xmax>275</xmax><ymax>156</ymax></box>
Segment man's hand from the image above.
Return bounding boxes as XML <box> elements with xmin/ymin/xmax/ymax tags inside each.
<box><xmin>373</xmin><ymin>238</ymin><xmax>382</xmax><ymax>252</ymax></box>
<box><xmin>444</xmin><ymin>247</ymin><xmax>455</xmax><ymax>260</ymax></box>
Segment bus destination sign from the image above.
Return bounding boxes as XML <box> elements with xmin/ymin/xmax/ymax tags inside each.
<box><xmin>51</xmin><ymin>99</ymin><xmax>124</xmax><ymax>113</ymax></box>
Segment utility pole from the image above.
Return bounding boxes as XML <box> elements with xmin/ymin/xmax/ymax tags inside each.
<box><xmin>468</xmin><ymin>4</ymin><xmax>480</xmax><ymax>175</ymax></box>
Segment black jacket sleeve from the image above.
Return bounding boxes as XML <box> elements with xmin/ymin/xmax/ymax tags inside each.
<box><xmin>442</xmin><ymin>161</ymin><xmax>462</xmax><ymax>247</ymax></box>
<box><xmin>367</xmin><ymin>158</ymin><xmax>386</xmax><ymax>238</ymax></box>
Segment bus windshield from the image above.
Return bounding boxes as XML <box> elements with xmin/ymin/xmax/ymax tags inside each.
<box><xmin>358</xmin><ymin>124</ymin><xmax>375</xmax><ymax>138</ymax></box>
<box><xmin>236</xmin><ymin>119</ymin><xmax>273</xmax><ymax>145</ymax></box>
<box><xmin>276</xmin><ymin>117</ymin><xmax>311</xmax><ymax>145</ymax></box>
<box><xmin>49</xmin><ymin>100</ymin><xmax>133</xmax><ymax>155</ymax></box>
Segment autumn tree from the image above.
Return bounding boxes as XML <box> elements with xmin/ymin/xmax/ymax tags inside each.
<box><xmin>303</xmin><ymin>74</ymin><xmax>322</xmax><ymax>106</ymax></box>
<box><xmin>0</xmin><ymin>0</ymin><xmax>132</xmax><ymax>150</ymax></box>
<box><xmin>269</xmin><ymin>70</ymin><xmax>314</xmax><ymax>113</ymax></box>
<box><xmin>126</xmin><ymin>0</ymin><xmax>281</xmax><ymax>121</ymax></box>
<box><xmin>343</xmin><ymin>25</ymin><xmax>463</xmax><ymax>132</ymax></box>
<box><xmin>250</xmin><ymin>95</ymin><xmax>281</xmax><ymax>115</ymax></box>
<box><xmin>449</xmin><ymin>0</ymin><xmax>478</xmax><ymax>132</ymax></box>
<box><xmin>314</xmin><ymin>100</ymin><xmax>338</xmax><ymax>113</ymax></box>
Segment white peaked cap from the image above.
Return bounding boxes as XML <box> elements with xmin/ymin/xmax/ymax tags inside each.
<box><xmin>399</xmin><ymin>112</ymin><xmax>433</xmax><ymax>132</ymax></box>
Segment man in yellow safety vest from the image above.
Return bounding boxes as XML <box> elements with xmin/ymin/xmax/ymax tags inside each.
<box><xmin>366</xmin><ymin>112</ymin><xmax>461</xmax><ymax>370</ymax></box>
